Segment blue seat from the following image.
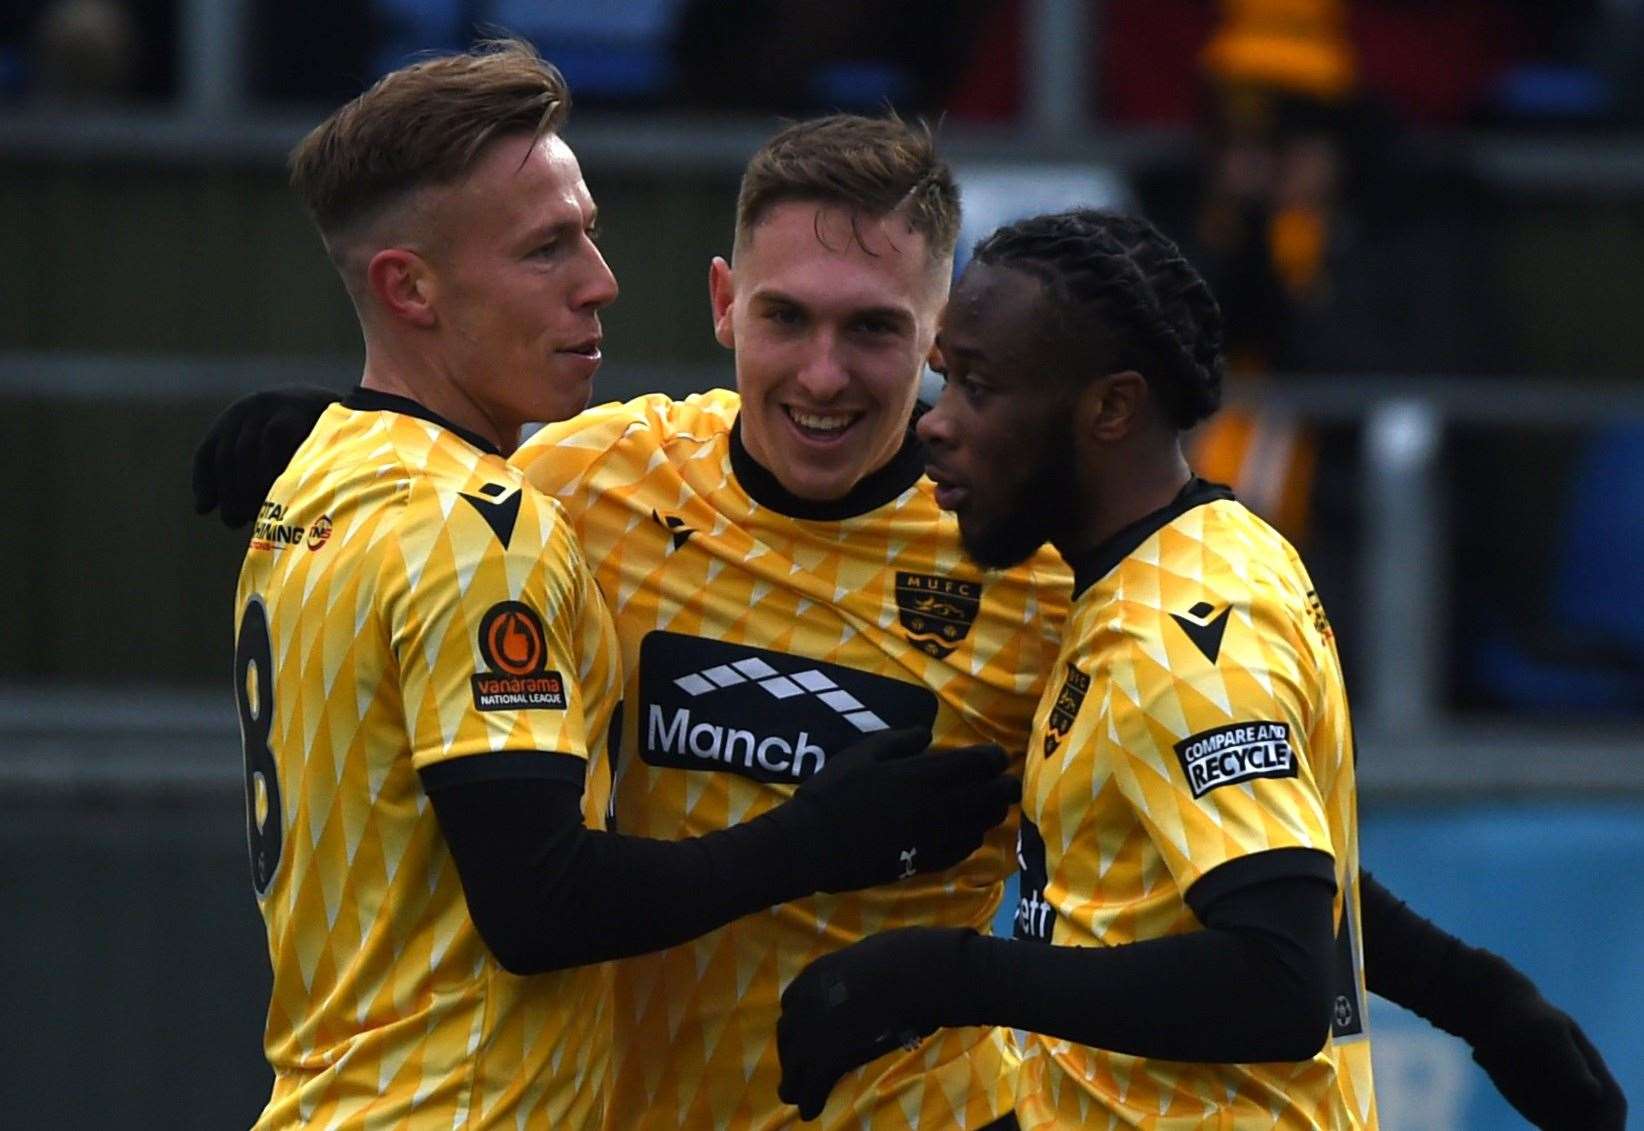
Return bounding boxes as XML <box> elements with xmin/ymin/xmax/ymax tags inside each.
<box><xmin>1554</xmin><ymin>424</ymin><xmax>1644</xmax><ymax>655</ymax></box>
<box><xmin>1470</xmin><ymin>424</ymin><xmax>1644</xmax><ymax>714</ymax></box>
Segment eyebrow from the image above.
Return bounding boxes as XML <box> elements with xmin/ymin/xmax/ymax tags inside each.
<box><xmin>934</xmin><ymin>334</ymin><xmax>983</xmax><ymax>362</ymax></box>
<box><xmin>753</xmin><ymin>289</ymin><xmax>916</xmax><ymax>327</ymax></box>
<box><xmin>519</xmin><ymin>207</ymin><xmax>598</xmax><ymax>247</ymax></box>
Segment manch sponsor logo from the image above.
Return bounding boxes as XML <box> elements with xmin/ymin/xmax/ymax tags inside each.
<box><xmin>636</xmin><ymin>631</ymin><xmax>938</xmax><ymax>784</ymax></box>
<box><xmin>647</xmin><ymin>707</ymin><xmax>827</xmax><ymax>778</ymax></box>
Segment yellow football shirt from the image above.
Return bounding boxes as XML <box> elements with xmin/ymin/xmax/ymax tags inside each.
<box><xmin>233</xmin><ymin>390</ymin><xmax>619</xmax><ymax>1130</ymax></box>
<box><xmin>1013</xmin><ymin>483</ymin><xmax>1378</xmax><ymax>1131</ymax></box>
<box><xmin>513</xmin><ymin>390</ymin><xmax>1071</xmax><ymax>1130</ymax></box>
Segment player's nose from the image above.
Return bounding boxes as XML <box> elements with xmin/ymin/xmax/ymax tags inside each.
<box><xmin>916</xmin><ymin>392</ymin><xmax>953</xmax><ymax>448</ymax></box>
<box><xmin>573</xmin><ymin>241</ymin><xmax>619</xmax><ymax>311</ymax></box>
<box><xmin>792</xmin><ymin>330</ymin><xmax>851</xmax><ymax>401</ymax></box>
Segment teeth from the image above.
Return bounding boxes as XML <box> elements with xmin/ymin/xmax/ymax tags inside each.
<box><xmin>788</xmin><ymin>408</ymin><xmax>853</xmax><ymax>432</ymax></box>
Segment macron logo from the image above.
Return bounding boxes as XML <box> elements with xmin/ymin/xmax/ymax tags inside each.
<box><xmin>672</xmin><ymin>657</ymin><xmax>890</xmax><ymax>734</ymax></box>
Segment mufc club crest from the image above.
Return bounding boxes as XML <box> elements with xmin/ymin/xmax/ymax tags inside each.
<box><xmin>1042</xmin><ymin>662</ymin><xmax>1091</xmax><ymax>757</ymax></box>
<box><xmin>894</xmin><ymin>571</ymin><xmax>981</xmax><ymax>659</ymax></box>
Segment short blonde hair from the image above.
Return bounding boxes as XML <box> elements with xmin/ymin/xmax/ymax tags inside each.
<box><xmin>289</xmin><ymin>38</ymin><xmax>571</xmax><ymax>242</ymax></box>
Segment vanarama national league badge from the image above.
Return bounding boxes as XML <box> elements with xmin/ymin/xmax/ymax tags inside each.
<box><xmin>471</xmin><ymin>601</ymin><xmax>568</xmax><ymax>711</ymax></box>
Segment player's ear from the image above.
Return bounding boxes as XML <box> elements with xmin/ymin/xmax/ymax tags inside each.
<box><xmin>367</xmin><ymin>248</ymin><xmax>437</xmax><ymax>329</ymax></box>
<box><xmin>709</xmin><ymin>256</ymin><xmax>736</xmax><ymax>350</ymax></box>
<box><xmin>1077</xmin><ymin>369</ymin><xmax>1149</xmax><ymax>445</ymax></box>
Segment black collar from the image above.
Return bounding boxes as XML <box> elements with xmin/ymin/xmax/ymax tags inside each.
<box><xmin>341</xmin><ymin>386</ymin><xmax>503</xmax><ymax>457</ymax></box>
<box><xmin>728</xmin><ymin>414</ymin><xmax>928</xmax><ymax>521</ymax></box>
<box><xmin>1064</xmin><ymin>477</ymin><xmax>1237</xmax><ymax>599</ymax></box>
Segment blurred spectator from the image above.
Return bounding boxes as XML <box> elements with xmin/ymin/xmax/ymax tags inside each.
<box><xmin>1161</xmin><ymin>7</ymin><xmax>1501</xmax><ymax>376</ymax></box>
<box><xmin>1157</xmin><ymin>0</ymin><xmax>1359</xmax><ymax>544</ymax></box>
<box><xmin>1122</xmin><ymin>0</ymin><xmax>1503</xmax><ymax>672</ymax></box>
<box><xmin>2</xmin><ymin>0</ymin><xmax>174</xmax><ymax>101</ymax></box>
<box><xmin>29</xmin><ymin>0</ymin><xmax>139</xmax><ymax>101</ymax></box>
<box><xmin>949</xmin><ymin>0</ymin><xmax>1644</xmax><ymax>130</ymax></box>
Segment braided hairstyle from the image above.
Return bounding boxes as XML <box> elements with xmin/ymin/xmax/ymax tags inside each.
<box><xmin>971</xmin><ymin>209</ymin><xmax>1224</xmax><ymax>429</ymax></box>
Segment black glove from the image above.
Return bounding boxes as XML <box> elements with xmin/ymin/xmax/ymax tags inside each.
<box><xmin>1442</xmin><ymin>947</ymin><xmax>1627</xmax><ymax>1131</ymax></box>
<box><xmin>777</xmin><ymin>927</ymin><xmax>971</xmax><ymax>1120</ymax></box>
<box><xmin>192</xmin><ymin>386</ymin><xmax>339</xmax><ymax>527</ymax></box>
<box><xmin>770</xmin><ymin>726</ymin><xmax>1019</xmax><ymax>895</ymax></box>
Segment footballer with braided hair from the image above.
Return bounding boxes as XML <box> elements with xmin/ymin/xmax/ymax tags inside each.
<box><xmin>779</xmin><ymin>208</ymin><xmax>1370</xmax><ymax>1126</ymax></box>
<box><xmin>776</xmin><ymin>209</ymin><xmax>1624</xmax><ymax>1129</ymax></box>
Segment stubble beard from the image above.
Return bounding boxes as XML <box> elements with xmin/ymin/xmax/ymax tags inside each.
<box><xmin>958</xmin><ymin>419</ymin><xmax>1081</xmax><ymax>571</ymax></box>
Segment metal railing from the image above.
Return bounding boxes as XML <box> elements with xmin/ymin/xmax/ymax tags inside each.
<box><xmin>1248</xmin><ymin>376</ymin><xmax>1644</xmax><ymax>794</ymax></box>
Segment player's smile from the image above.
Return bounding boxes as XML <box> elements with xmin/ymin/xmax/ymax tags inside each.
<box><xmin>782</xmin><ymin>404</ymin><xmax>860</xmax><ymax>441</ymax></box>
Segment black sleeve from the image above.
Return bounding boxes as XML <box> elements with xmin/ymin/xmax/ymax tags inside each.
<box><xmin>949</xmin><ymin>850</ymin><xmax>1338</xmax><ymax>1062</ymax></box>
<box><xmin>422</xmin><ymin>755</ymin><xmax>810</xmax><ymax>975</ymax></box>
<box><xmin>1358</xmin><ymin>869</ymin><xmax>1456</xmax><ymax>1012</ymax></box>
<box><xmin>1357</xmin><ymin>868</ymin><xmax>1477</xmax><ymax>1034</ymax></box>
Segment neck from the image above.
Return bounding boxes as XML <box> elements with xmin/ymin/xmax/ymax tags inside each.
<box><xmin>359</xmin><ymin>333</ymin><xmax>515</xmax><ymax>455</ymax></box>
<box><xmin>1051</xmin><ymin>435</ymin><xmax>1192</xmax><ymax>564</ymax></box>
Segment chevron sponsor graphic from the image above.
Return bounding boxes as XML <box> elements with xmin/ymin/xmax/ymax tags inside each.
<box><xmin>637</xmin><ymin>630</ymin><xmax>938</xmax><ymax>784</ymax></box>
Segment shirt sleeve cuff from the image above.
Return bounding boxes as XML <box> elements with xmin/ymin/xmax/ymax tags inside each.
<box><xmin>1186</xmin><ymin>846</ymin><xmax>1336</xmax><ymax>919</ymax></box>
<box><xmin>419</xmin><ymin>749</ymin><xmax>588</xmax><ymax>792</ymax></box>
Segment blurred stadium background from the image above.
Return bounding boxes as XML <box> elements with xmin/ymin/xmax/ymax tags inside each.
<box><xmin>2</xmin><ymin>1</ymin><xmax>1642</xmax><ymax>1127</ymax></box>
